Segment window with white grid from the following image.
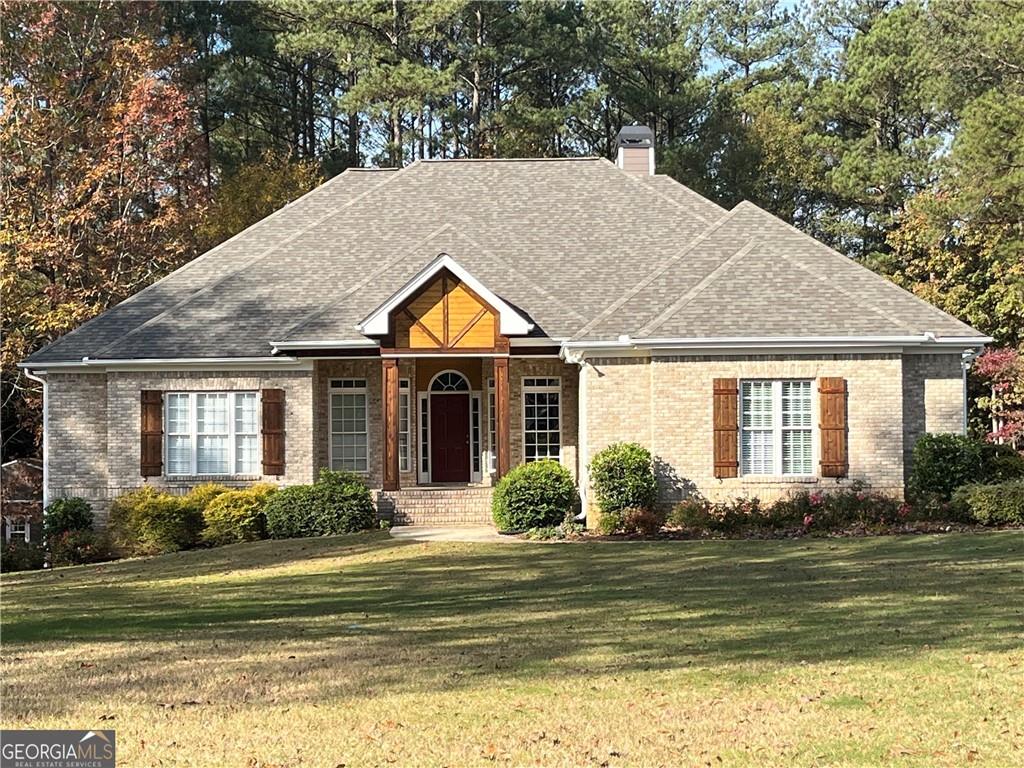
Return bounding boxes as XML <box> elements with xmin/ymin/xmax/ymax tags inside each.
<box><xmin>399</xmin><ymin>379</ymin><xmax>410</xmax><ymax>473</ymax></box>
<box><xmin>740</xmin><ymin>380</ymin><xmax>814</xmax><ymax>476</ymax></box>
<box><xmin>330</xmin><ymin>379</ymin><xmax>368</xmax><ymax>473</ymax></box>
<box><xmin>165</xmin><ymin>392</ymin><xmax>259</xmax><ymax>476</ymax></box>
<box><xmin>781</xmin><ymin>381</ymin><xmax>813</xmax><ymax>474</ymax></box>
<box><xmin>523</xmin><ymin>377</ymin><xmax>561</xmax><ymax>462</ymax></box>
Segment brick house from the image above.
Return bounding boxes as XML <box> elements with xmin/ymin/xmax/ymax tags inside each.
<box><xmin>20</xmin><ymin>127</ymin><xmax>989</xmax><ymax>526</ymax></box>
<box><xmin>2</xmin><ymin>459</ymin><xmax>43</xmax><ymax>542</ymax></box>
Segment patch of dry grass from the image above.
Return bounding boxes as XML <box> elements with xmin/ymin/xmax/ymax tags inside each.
<box><xmin>2</xmin><ymin>532</ymin><xmax>1022</xmax><ymax>766</ymax></box>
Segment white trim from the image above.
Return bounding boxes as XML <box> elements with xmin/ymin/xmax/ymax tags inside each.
<box><xmin>357</xmin><ymin>253</ymin><xmax>533</xmax><ymax>337</ymax></box>
<box><xmin>164</xmin><ymin>391</ymin><xmax>261</xmax><ymax>477</ymax></box>
<box><xmin>328</xmin><ymin>379</ymin><xmax>371</xmax><ymax>475</ymax></box>
<box><xmin>4</xmin><ymin>516</ymin><xmax>30</xmax><ymax>543</ymax></box>
<box><xmin>20</xmin><ymin>357</ymin><xmax>309</xmax><ymax>372</ymax></box>
<box><xmin>510</xmin><ymin>337</ymin><xmax>567</xmax><ymax>347</ymax></box>
<box><xmin>23</xmin><ymin>370</ymin><xmax>48</xmax><ymax>509</ymax></box>
<box><xmin>561</xmin><ymin>334</ymin><xmax>992</xmax><ymax>358</ymax></box>
<box><xmin>417</xmin><ymin>392</ymin><xmax>430</xmax><ymax>484</ymax></box>
<box><xmin>270</xmin><ymin>339</ymin><xmax>378</xmax><ymax>351</ymax></box>
<box><xmin>399</xmin><ymin>378</ymin><xmax>411</xmax><ymax>473</ymax></box>
<box><xmin>471</xmin><ymin>392</ymin><xmax>483</xmax><ymax>483</ymax></box>
<box><xmin>738</xmin><ymin>379</ymin><xmax>817</xmax><ymax>478</ymax></box>
<box><xmin>521</xmin><ymin>376</ymin><xmax>563</xmax><ymax>465</ymax></box>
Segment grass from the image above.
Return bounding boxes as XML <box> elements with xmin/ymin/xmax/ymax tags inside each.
<box><xmin>2</xmin><ymin>532</ymin><xmax>1022</xmax><ymax>767</ymax></box>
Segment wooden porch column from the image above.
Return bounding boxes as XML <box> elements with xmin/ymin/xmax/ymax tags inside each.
<box><xmin>382</xmin><ymin>359</ymin><xmax>400</xmax><ymax>491</ymax></box>
<box><xmin>494</xmin><ymin>356</ymin><xmax>511</xmax><ymax>478</ymax></box>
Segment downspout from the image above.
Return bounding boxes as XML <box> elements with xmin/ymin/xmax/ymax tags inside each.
<box><xmin>24</xmin><ymin>369</ymin><xmax>48</xmax><ymax>509</ymax></box>
<box><xmin>961</xmin><ymin>349</ymin><xmax>981</xmax><ymax>436</ymax></box>
<box><xmin>561</xmin><ymin>345</ymin><xmax>589</xmax><ymax>523</ymax></box>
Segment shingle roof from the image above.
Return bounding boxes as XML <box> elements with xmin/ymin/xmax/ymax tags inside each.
<box><xmin>25</xmin><ymin>158</ymin><xmax>984</xmax><ymax>364</ymax></box>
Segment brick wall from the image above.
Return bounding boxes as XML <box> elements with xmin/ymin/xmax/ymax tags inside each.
<box><xmin>582</xmin><ymin>353</ymin><xmax>910</xmax><ymax>518</ymax></box>
<box><xmin>48</xmin><ymin>369</ymin><xmax>314</xmax><ymax>525</ymax></box>
<box><xmin>901</xmin><ymin>353</ymin><xmax>963</xmax><ymax>481</ymax></box>
<box><xmin>509</xmin><ymin>358</ymin><xmax>580</xmax><ymax>481</ymax></box>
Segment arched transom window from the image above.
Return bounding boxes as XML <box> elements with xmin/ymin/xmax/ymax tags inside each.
<box><xmin>430</xmin><ymin>371</ymin><xmax>470</xmax><ymax>392</ymax></box>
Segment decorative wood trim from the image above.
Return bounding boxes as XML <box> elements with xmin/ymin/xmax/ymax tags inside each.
<box><xmin>712</xmin><ymin>378</ymin><xmax>739</xmax><ymax>478</ymax></box>
<box><xmin>140</xmin><ymin>390</ymin><xmax>163</xmax><ymax>477</ymax></box>
<box><xmin>819</xmin><ymin>377</ymin><xmax>848</xmax><ymax>477</ymax></box>
<box><xmin>449</xmin><ymin>307</ymin><xmax>489</xmax><ymax>348</ymax></box>
<box><xmin>382</xmin><ymin>359</ymin><xmax>400</xmax><ymax>490</ymax></box>
<box><xmin>261</xmin><ymin>388</ymin><xmax>286</xmax><ymax>475</ymax></box>
<box><xmin>494</xmin><ymin>357</ymin><xmax>511</xmax><ymax>478</ymax></box>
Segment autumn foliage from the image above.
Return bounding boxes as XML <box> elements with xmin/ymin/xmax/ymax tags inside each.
<box><xmin>1</xmin><ymin>1</ymin><xmax>207</xmax><ymax>452</ymax></box>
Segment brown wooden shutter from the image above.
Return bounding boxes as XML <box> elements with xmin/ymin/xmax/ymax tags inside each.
<box><xmin>140</xmin><ymin>390</ymin><xmax>163</xmax><ymax>477</ymax></box>
<box><xmin>713</xmin><ymin>378</ymin><xmax>739</xmax><ymax>478</ymax></box>
<box><xmin>819</xmin><ymin>377</ymin><xmax>848</xmax><ymax>477</ymax></box>
<box><xmin>261</xmin><ymin>389</ymin><xmax>286</xmax><ymax>475</ymax></box>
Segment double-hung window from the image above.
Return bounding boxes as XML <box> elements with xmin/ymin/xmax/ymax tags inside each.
<box><xmin>165</xmin><ymin>391</ymin><xmax>260</xmax><ymax>476</ymax></box>
<box><xmin>6</xmin><ymin>518</ymin><xmax>29</xmax><ymax>542</ymax></box>
<box><xmin>523</xmin><ymin>377</ymin><xmax>561</xmax><ymax>462</ymax></box>
<box><xmin>330</xmin><ymin>379</ymin><xmax>369</xmax><ymax>473</ymax></box>
<box><xmin>740</xmin><ymin>380</ymin><xmax>813</xmax><ymax>475</ymax></box>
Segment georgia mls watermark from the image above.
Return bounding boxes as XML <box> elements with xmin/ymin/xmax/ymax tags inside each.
<box><xmin>1</xmin><ymin>730</ymin><xmax>115</xmax><ymax>768</ymax></box>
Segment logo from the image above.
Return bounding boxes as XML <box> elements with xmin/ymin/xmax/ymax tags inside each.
<box><xmin>1</xmin><ymin>730</ymin><xmax>115</xmax><ymax>768</ymax></box>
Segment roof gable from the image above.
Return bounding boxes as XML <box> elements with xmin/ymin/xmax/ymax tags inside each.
<box><xmin>358</xmin><ymin>254</ymin><xmax>533</xmax><ymax>338</ymax></box>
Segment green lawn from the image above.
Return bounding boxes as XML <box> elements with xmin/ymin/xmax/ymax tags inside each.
<box><xmin>2</xmin><ymin>532</ymin><xmax>1022</xmax><ymax>766</ymax></box>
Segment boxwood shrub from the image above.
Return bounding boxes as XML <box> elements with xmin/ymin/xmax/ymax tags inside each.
<box><xmin>108</xmin><ymin>487</ymin><xmax>204</xmax><ymax>555</ymax></box>
<box><xmin>43</xmin><ymin>497</ymin><xmax>94</xmax><ymax>541</ymax></box>
<box><xmin>202</xmin><ymin>483</ymin><xmax>278</xmax><ymax>546</ymax></box>
<box><xmin>588</xmin><ymin>442</ymin><xmax>658</xmax><ymax>514</ymax></box>
<box><xmin>492</xmin><ymin>460</ymin><xmax>578</xmax><ymax>532</ymax></box>
<box><xmin>952</xmin><ymin>480</ymin><xmax>1024</xmax><ymax>525</ymax></box>
<box><xmin>909</xmin><ymin>434</ymin><xmax>987</xmax><ymax>500</ymax></box>
<box><xmin>264</xmin><ymin>469</ymin><xmax>375</xmax><ymax>539</ymax></box>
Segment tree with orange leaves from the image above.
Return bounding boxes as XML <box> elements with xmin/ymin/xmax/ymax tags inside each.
<box><xmin>1</xmin><ymin>1</ymin><xmax>207</xmax><ymax>455</ymax></box>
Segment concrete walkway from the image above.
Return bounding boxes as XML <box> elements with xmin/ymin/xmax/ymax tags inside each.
<box><xmin>389</xmin><ymin>525</ymin><xmax>515</xmax><ymax>543</ymax></box>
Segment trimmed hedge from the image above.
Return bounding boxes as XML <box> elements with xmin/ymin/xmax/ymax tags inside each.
<box><xmin>43</xmin><ymin>497</ymin><xmax>94</xmax><ymax>541</ymax></box>
<box><xmin>492</xmin><ymin>460</ymin><xmax>578</xmax><ymax>532</ymax></box>
<box><xmin>108</xmin><ymin>487</ymin><xmax>204</xmax><ymax>555</ymax></box>
<box><xmin>952</xmin><ymin>480</ymin><xmax>1024</xmax><ymax>525</ymax></box>
<box><xmin>202</xmin><ymin>483</ymin><xmax>278</xmax><ymax>546</ymax></box>
<box><xmin>588</xmin><ymin>442</ymin><xmax>658</xmax><ymax>514</ymax></box>
<box><xmin>264</xmin><ymin>469</ymin><xmax>375</xmax><ymax>539</ymax></box>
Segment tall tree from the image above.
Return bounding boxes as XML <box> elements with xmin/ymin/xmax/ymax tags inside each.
<box><xmin>1</xmin><ymin>1</ymin><xmax>207</xmax><ymax>455</ymax></box>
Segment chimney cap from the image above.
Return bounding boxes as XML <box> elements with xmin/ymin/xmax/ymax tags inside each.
<box><xmin>616</xmin><ymin>124</ymin><xmax>654</xmax><ymax>148</ymax></box>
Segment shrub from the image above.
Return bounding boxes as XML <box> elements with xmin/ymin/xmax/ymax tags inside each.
<box><xmin>1</xmin><ymin>540</ymin><xmax>45</xmax><ymax>572</ymax></box>
<box><xmin>982</xmin><ymin>444</ymin><xmax>1024</xmax><ymax>482</ymax></box>
<box><xmin>667</xmin><ymin>498</ymin><xmax>712</xmax><ymax>530</ymax></box>
<box><xmin>491</xmin><ymin>460</ymin><xmax>578</xmax><ymax>532</ymax></box>
<box><xmin>596</xmin><ymin>508</ymin><xmax>625</xmax><ymax>535</ymax></box>
<box><xmin>588</xmin><ymin>443</ymin><xmax>659</xmax><ymax>514</ymax></box>
<box><xmin>264</xmin><ymin>469</ymin><xmax>375</xmax><ymax>539</ymax></box>
<box><xmin>909</xmin><ymin>434</ymin><xmax>987</xmax><ymax>501</ymax></box>
<box><xmin>181</xmin><ymin>483</ymin><xmax>230</xmax><ymax>515</ymax></box>
<box><xmin>952</xmin><ymin>480</ymin><xmax>1024</xmax><ymax>525</ymax></box>
<box><xmin>804</xmin><ymin>489</ymin><xmax>901</xmax><ymax>529</ymax></box>
<box><xmin>202</xmin><ymin>483</ymin><xmax>278</xmax><ymax>546</ymax></box>
<box><xmin>621</xmin><ymin>507</ymin><xmax>665</xmax><ymax>535</ymax></box>
<box><xmin>43</xmin><ymin>497</ymin><xmax>93</xmax><ymax>540</ymax></box>
<box><xmin>49</xmin><ymin>530</ymin><xmax>114</xmax><ymax>567</ymax></box>
<box><xmin>108</xmin><ymin>487</ymin><xmax>203</xmax><ymax>555</ymax></box>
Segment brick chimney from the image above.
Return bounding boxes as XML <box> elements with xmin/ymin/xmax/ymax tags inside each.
<box><xmin>616</xmin><ymin>125</ymin><xmax>654</xmax><ymax>175</ymax></box>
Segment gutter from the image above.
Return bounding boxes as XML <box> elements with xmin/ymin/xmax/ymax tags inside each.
<box><xmin>18</xmin><ymin>355</ymin><xmax>304</xmax><ymax>371</ymax></box>
<box><xmin>560</xmin><ymin>334</ymin><xmax>993</xmax><ymax>357</ymax></box>
<box><xmin>22</xmin><ymin>369</ymin><xmax>48</xmax><ymax>509</ymax></box>
<box><xmin>961</xmin><ymin>348</ymin><xmax>983</xmax><ymax>435</ymax></box>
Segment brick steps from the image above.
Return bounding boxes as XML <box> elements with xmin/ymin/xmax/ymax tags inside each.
<box><xmin>377</xmin><ymin>486</ymin><xmax>494</xmax><ymax>526</ymax></box>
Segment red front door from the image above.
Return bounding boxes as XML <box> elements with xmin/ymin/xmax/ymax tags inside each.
<box><xmin>430</xmin><ymin>394</ymin><xmax>470</xmax><ymax>482</ymax></box>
